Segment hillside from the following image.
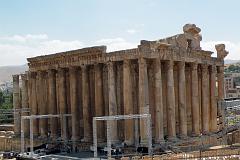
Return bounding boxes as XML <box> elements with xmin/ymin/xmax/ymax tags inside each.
<box><xmin>0</xmin><ymin>64</ymin><xmax>28</xmax><ymax>84</ymax></box>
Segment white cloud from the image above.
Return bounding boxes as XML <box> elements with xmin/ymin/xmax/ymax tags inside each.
<box><xmin>126</xmin><ymin>29</ymin><xmax>138</xmax><ymax>34</ymax></box>
<box><xmin>95</xmin><ymin>38</ymin><xmax>138</xmax><ymax>52</ymax></box>
<box><xmin>0</xmin><ymin>34</ymin><xmax>48</xmax><ymax>43</ymax></box>
<box><xmin>201</xmin><ymin>41</ymin><xmax>240</xmax><ymax>60</ymax></box>
<box><xmin>0</xmin><ymin>34</ymin><xmax>84</xmax><ymax>66</ymax></box>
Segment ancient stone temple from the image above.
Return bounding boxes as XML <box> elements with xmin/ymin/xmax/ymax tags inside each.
<box><xmin>13</xmin><ymin>24</ymin><xmax>228</xmax><ymax>146</ymax></box>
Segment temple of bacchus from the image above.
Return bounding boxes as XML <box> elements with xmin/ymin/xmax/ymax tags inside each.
<box><xmin>12</xmin><ymin>24</ymin><xmax>229</xmax><ymax>148</ymax></box>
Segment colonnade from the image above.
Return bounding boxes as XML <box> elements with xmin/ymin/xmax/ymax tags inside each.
<box><xmin>13</xmin><ymin>58</ymin><xmax>224</xmax><ymax>144</ymax></box>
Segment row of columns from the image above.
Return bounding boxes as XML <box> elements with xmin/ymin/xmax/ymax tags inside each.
<box><xmin>13</xmin><ymin>59</ymin><xmax>225</xmax><ymax>144</ymax></box>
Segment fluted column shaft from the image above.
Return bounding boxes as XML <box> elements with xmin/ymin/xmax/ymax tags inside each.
<box><xmin>138</xmin><ymin>58</ymin><xmax>149</xmax><ymax>144</ymax></box>
<box><xmin>13</xmin><ymin>75</ymin><xmax>21</xmax><ymax>135</ymax></box>
<box><xmin>166</xmin><ymin>61</ymin><xmax>176</xmax><ymax>140</ymax></box>
<box><xmin>108</xmin><ymin>61</ymin><xmax>118</xmax><ymax>143</ymax></box>
<box><xmin>81</xmin><ymin>65</ymin><xmax>92</xmax><ymax>142</ymax></box>
<box><xmin>210</xmin><ymin>65</ymin><xmax>217</xmax><ymax>132</ymax></box>
<box><xmin>123</xmin><ymin>60</ymin><xmax>134</xmax><ymax>145</ymax></box>
<box><xmin>154</xmin><ymin>58</ymin><xmax>164</xmax><ymax>142</ymax></box>
<box><xmin>69</xmin><ymin>67</ymin><xmax>80</xmax><ymax>141</ymax></box>
<box><xmin>29</xmin><ymin>72</ymin><xmax>39</xmax><ymax>136</ymax></box>
<box><xmin>48</xmin><ymin>69</ymin><xmax>58</xmax><ymax>138</ymax></box>
<box><xmin>37</xmin><ymin>71</ymin><xmax>48</xmax><ymax>137</ymax></box>
<box><xmin>21</xmin><ymin>74</ymin><xmax>29</xmax><ymax>136</ymax></box>
<box><xmin>191</xmin><ymin>63</ymin><xmax>200</xmax><ymax>135</ymax></box>
<box><xmin>94</xmin><ymin>64</ymin><xmax>105</xmax><ymax>142</ymax></box>
<box><xmin>201</xmin><ymin>64</ymin><xmax>210</xmax><ymax>134</ymax></box>
<box><xmin>178</xmin><ymin>61</ymin><xmax>187</xmax><ymax>138</ymax></box>
<box><xmin>58</xmin><ymin>68</ymin><xmax>68</xmax><ymax>140</ymax></box>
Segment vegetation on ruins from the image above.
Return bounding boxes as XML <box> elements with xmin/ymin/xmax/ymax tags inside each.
<box><xmin>0</xmin><ymin>90</ymin><xmax>13</xmax><ymax>123</ymax></box>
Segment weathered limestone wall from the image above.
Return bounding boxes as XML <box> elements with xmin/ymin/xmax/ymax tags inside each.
<box><xmin>12</xmin><ymin>24</ymin><xmax>228</xmax><ymax>147</ymax></box>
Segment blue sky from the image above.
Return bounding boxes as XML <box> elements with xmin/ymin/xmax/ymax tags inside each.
<box><xmin>0</xmin><ymin>0</ymin><xmax>239</xmax><ymax>65</ymax></box>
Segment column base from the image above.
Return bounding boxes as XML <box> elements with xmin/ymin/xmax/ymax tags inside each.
<box><xmin>191</xmin><ymin>132</ymin><xmax>200</xmax><ymax>137</ymax></box>
<box><xmin>124</xmin><ymin>139</ymin><xmax>134</xmax><ymax>146</ymax></box>
<box><xmin>81</xmin><ymin>137</ymin><xmax>92</xmax><ymax>143</ymax></box>
<box><xmin>167</xmin><ymin>137</ymin><xmax>178</xmax><ymax>142</ymax></box>
<box><xmin>178</xmin><ymin>134</ymin><xmax>188</xmax><ymax>140</ymax></box>
<box><xmin>154</xmin><ymin>138</ymin><xmax>165</xmax><ymax>144</ymax></box>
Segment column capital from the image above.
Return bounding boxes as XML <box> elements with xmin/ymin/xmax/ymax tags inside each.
<box><xmin>12</xmin><ymin>74</ymin><xmax>19</xmax><ymax>80</ymax></box>
<box><xmin>58</xmin><ymin>68</ymin><xmax>66</xmax><ymax>76</ymax></box>
<box><xmin>191</xmin><ymin>62</ymin><xmax>198</xmax><ymax>70</ymax></box>
<box><xmin>80</xmin><ymin>64</ymin><xmax>88</xmax><ymax>70</ymax></box>
<box><xmin>201</xmin><ymin>64</ymin><xmax>208</xmax><ymax>71</ymax></box>
<box><xmin>166</xmin><ymin>60</ymin><xmax>174</xmax><ymax>70</ymax></box>
<box><xmin>210</xmin><ymin>65</ymin><xmax>217</xmax><ymax>73</ymax></box>
<box><xmin>217</xmin><ymin>66</ymin><xmax>224</xmax><ymax>73</ymax></box>
<box><xmin>123</xmin><ymin>59</ymin><xmax>131</xmax><ymax>67</ymax></box>
<box><xmin>138</xmin><ymin>57</ymin><xmax>146</xmax><ymax>67</ymax></box>
<box><xmin>20</xmin><ymin>74</ymin><xmax>27</xmax><ymax>80</ymax></box>
<box><xmin>178</xmin><ymin>61</ymin><xmax>185</xmax><ymax>69</ymax></box>
<box><xmin>69</xmin><ymin>66</ymin><xmax>77</xmax><ymax>74</ymax></box>
<box><xmin>48</xmin><ymin>69</ymin><xmax>56</xmax><ymax>76</ymax></box>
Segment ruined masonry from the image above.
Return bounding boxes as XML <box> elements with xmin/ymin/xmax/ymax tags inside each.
<box><xmin>13</xmin><ymin>24</ymin><xmax>228</xmax><ymax>147</ymax></box>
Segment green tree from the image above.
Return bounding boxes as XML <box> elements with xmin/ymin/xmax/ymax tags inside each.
<box><xmin>0</xmin><ymin>91</ymin><xmax>4</xmax><ymax>106</ymax></box>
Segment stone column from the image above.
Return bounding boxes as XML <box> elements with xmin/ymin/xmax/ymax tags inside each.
<box><xmin>178</xmin><ymin>61</ymin><xmax>187</xmax><ymax>138</ymax></box>
<box><xmin>210</xmin><ymin>65</ymin><xmax>217</xmax><ymax>132</ymax></box>
<box><xmin>13</xmin><ymin>75</ymin><xmax>21</xmax><ymax>135</ymax></box>
<box><xmin>217</xmin><ymin>66</ymin><xmax>224</xmax><ymax>100</ymax></box>
<box><xmin>201</xmin><ymin>64</ymin><xmax>210</xmax><ymax>134</ymax></box>
<box><xmin>29</xmin><ymin>72</ymin><xmax>39</xmax><ymax>136</ymax></box>
<box><xmin>107</xmin><ymin>61</ymin><xmax>118</xmax><ymax>143</ymax></box>
<box><xmin>94</xmin><ymin>64</ymin><xmax>105</xmax><ymax>142</ymax></box>
<box><xmin>69</xmin><ymin>67</ymin><xmax>80</xmax><ymax>141</ymax></box>
<box><xmin>138</xmin><ymin>58</ymin><xmax>149</xmax><ymax>144</ymax></box>
<box><xmin>123</xmin><ymin>60</ymin><xmax>134</xmax><ymax>145</ymax></box>
<box><xmin>37</xmin><ymin>71</ymin><xmax>48</xmax><ymax>137</ymax></box>
<box><xmin>81</xmin><ymin>65</ymin><xmax>92</xmax><ymax>142</ymax></box>
<box><xmin>48</xmin><ymin>69</ymin><xmax>58</xmax><ymax>138</ymax></box>
<box><xmin>58</xmin><ymin>68</ymin><xmax>68</xmax><ymax>141</ymax></box>
<box><xmin>154</xmin><ymin>58</ymin><xmax>164</xmax><ymax>143</ymax></box>
<box><xmin>21</xmin><ymin>74</ymin><xmax>29</xmax><ymax>136</ymax></box>
<box><xmin>191</xmin><ymin>63</ymin><xmax>200</xmax><ymax>136</ymax></box>
<box><xmin>166</xmin><ymin>60</ymin><xmax>176</xmax><ymax>140</ymax></box>
<box><xmin>217</xmin><ymin>66</ymin><xmax>225</xmax><ymax>129</ymax></box>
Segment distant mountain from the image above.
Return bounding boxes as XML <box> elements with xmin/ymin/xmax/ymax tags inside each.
<box><xmin>224</xmin><ymin>59</ymin><xmax>240</xmax><ymax>65</ymax></box>
<box><xmin>0</xmin><ymin>64</ymin><xmax>28</xmax><ymax>84</ymax></box>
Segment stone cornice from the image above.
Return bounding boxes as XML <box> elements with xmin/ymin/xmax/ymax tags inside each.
<box><xmin>27</xmin><ymin>43</ymin><xmax>224</xmax><ymax>72</ymax></box>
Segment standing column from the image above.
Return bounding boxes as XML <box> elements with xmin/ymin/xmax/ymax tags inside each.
<box><xmin>58</xmin><ymin>68</ymin><xmax>68</xmax><ymax>141</ymax></box>
<box><xmin>210</xmin><ymin>65</ymin><xmax>217</xmax><ymax>132</ymax></box>
<box><xmin>13</xmin><ymin>75</ymin><xmax>21</xmax><ymax>135</ymax></box>
<box><xmin>69</xmin><ymin>67</ymin><xmax>80</xmax><ymax>141</ymax></box>
<box><xmin>108</xmin><ymin>61</ymin><xmax>118</xmax><ymax>143</ymax></box>
<box><xmin>21</xmin><ymin>74</ymin><xmax>29</xmax><ymax>136</ymax></box>
<box><xmin>123</xmin><ymin>60</ymin><xmax>134</xmax><ymax>145</ymax></box>
<box><xmin>217</xmin><ymin>66</ymin><xmax>224</xmax><ymax>100</ymax></box>
<box><xmin>81</xmin><ymin>65</ymin><xmax>92</xmax><ymax>142</ymax></box>
<box><xmin>30</xmin><ymin>72</ymin><xmax>39</xmax><ymax>137</ymax></box>
<box><xmin>94</xmin><ymin>64</ymin><xmax>105</xmax><ymax>142</ymax></box>
<box><xmin>138</xmin><ymin>58</ymin><xmax>149</xmax><ymax>144</ymax></box>
<box><xmin>191</xmin><ymin>63</ymin><xmax>200</xmax><ymax>136</ymax></box>
<box><xmin>201</xmin><ymin>64</ymin><xmax>210</xmax><ymax>134</ymax></box>
<box><xmin>154</xmin><ymin>58</ymin><xmax>164</xmax><ymax>143</ymax></box>
<box><xmin>217</xmin><ymin>66</ymin><xmax>225</xmax><ymax>130</ymax></box>
<box><xmin>178</xmin><ymin>61</ymin><xmax>187</xmax><ymax>138</ymax></box>
<box><xmin>37</xmin><ymin>71</ymin><xmax>48</xmax><ymax>137</ymax></box>
<box><xmin>48</xmin><ymin>69</ymin><xmax>58</xmax><ymax>138</ymax></box>
<box><xmin>166</xmin><ymin>61</ymin><xmax>176</xmax><ymax>140</ymax></box>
